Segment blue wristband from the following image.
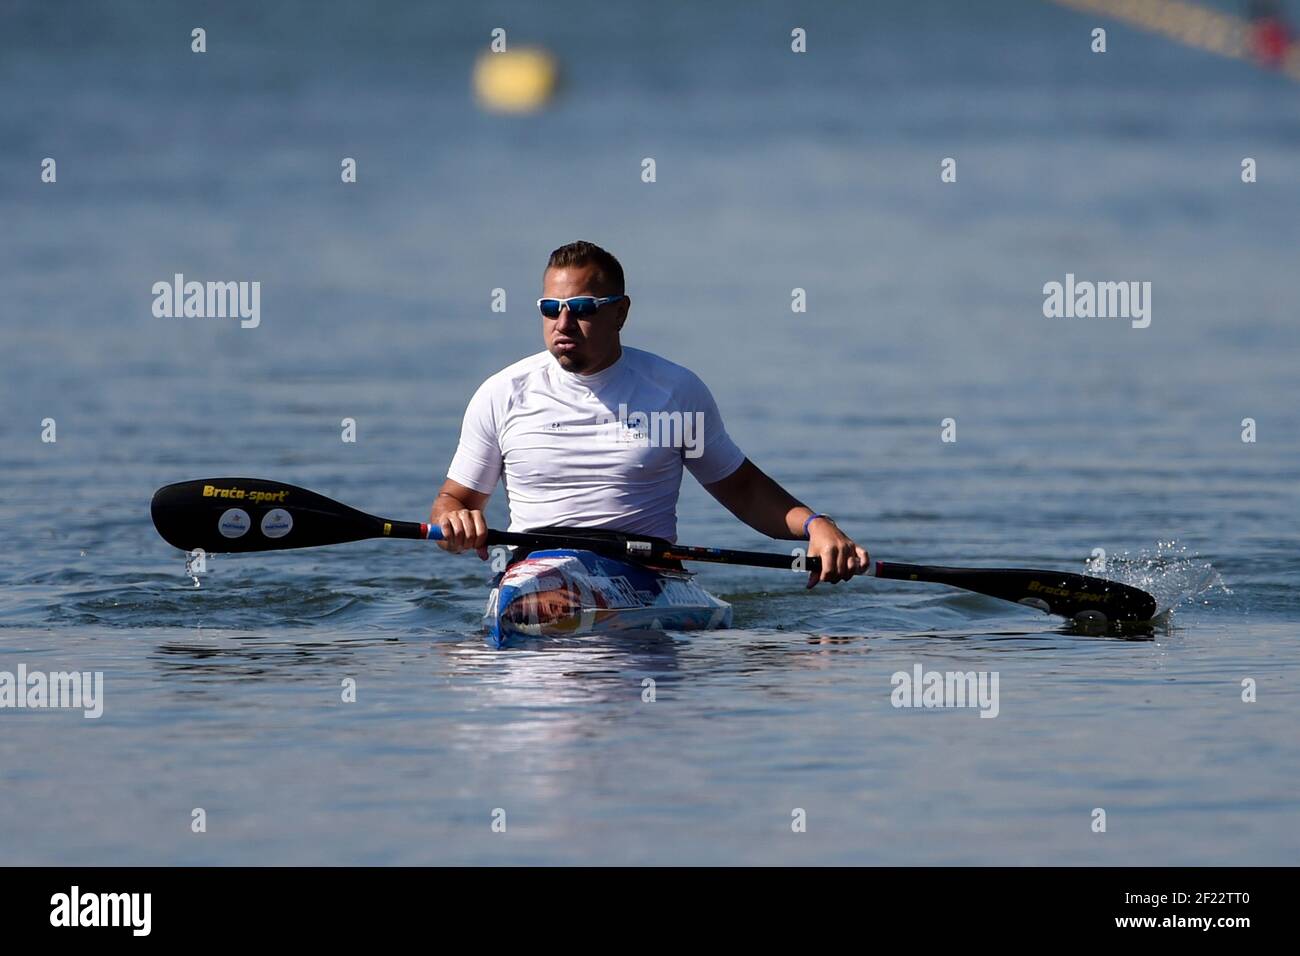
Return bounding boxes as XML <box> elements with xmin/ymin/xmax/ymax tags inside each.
<box><xmin>803</xmin><ymin>513</ymin><xmax>831</xmax><ymax>538</ymax></box>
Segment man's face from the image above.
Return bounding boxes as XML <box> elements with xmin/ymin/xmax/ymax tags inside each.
<box><xmin>541</xmin><ymin>264</ymin><xmax>628</xmax><ymax>374</ymax></box>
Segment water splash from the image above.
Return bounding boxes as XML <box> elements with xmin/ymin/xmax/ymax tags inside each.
<box><xmin>1089</xmin><ymin>541</ymin><xmax>1228</xmax><ymax>619</ymax></box>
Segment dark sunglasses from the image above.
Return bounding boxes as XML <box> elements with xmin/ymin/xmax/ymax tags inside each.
<box><xmin>537</xmin><ymin>295</ymin><xmax>625</xmax><ymax>318</ymax></box>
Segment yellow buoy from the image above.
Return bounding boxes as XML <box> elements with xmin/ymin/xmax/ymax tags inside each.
<box><xmin>473</xmin><ymin>47</ymin><xmax>559</xmax><ymax>114</ymax></box>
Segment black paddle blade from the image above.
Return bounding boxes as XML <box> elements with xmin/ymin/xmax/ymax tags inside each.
<box><xmin>150</xmin><ymin>478</ymin><xmax>423</xmax><ymax>553</ymax></box>
<box><xmin>874</xmin><ymin>562</ymin><xmax>1158</xmax><ymax>623</ymax></box>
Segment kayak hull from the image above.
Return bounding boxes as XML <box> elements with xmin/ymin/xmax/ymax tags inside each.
<box><xmin>483</xmin><ymin>548</ymin><xmax>732</xmax><ymax>647</ymax></box>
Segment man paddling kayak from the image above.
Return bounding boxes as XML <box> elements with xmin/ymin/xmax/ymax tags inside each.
<box><xmin>430</xmin><ymin>240</ymin><xmax>869</xmax><ymax>588</ymax></box>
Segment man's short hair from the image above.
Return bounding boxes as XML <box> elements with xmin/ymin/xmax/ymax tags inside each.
<box><xmin>545</xmin><ymin>241</ymin><xmax>625</xmax><ymax>296</ymax></box>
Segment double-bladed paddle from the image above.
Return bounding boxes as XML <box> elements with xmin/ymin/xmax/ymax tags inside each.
<box><xmin>150</xmin><ymin>477</ymin><xmax>1159</xmax><ymax>623</ymax></box>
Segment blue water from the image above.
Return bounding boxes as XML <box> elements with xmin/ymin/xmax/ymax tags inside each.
<box><xmin>1</xmin><ymin>0</ymin><xmax>1297</xmax><ymax>864</ymax></box>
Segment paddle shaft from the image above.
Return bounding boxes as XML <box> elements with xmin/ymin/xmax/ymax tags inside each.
<box><xmin>438</xmin><ymin>526</ymin><xmax>823</xmax><ymax>571</ymax></box>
